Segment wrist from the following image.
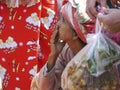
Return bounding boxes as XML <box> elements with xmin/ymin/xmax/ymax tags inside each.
<box><xmin>47</xmin><ymin>53</ymin><xmax>58</xmax><ymax>72</ymax></box>
<box><xmin>46</xmin><ymin>62</ymin><xmax>54</xmax><ymax>72</ymax></box>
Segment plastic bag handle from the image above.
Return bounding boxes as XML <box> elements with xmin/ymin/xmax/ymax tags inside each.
<box><xmin>95</xmin><ymin>16</ymin><xmax>103</xmax><ymax>33</ymax></box>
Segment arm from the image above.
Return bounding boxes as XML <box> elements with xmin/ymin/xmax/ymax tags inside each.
<box><xmin>31</xmin><ymin>44</ymin><xmax>73</xmax><ymax>90</ymax></box>
<box><xmin>31</xmin><ymin>29</ymin><xmax>67</xmax><ymax>90</ymax></box>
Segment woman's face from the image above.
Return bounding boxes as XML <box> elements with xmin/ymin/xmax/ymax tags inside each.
<box><xmin>57</xmin><ymin>17</ymin><xmax>74</xmax><ymax>42</ymax></box>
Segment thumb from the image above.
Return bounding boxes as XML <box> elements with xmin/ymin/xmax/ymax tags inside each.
<box><xmin>97</xmin><ymin>13</ymin><xmax>104</xmax><ymax>21</ymax></box>
<box><xmin>97</xmin><ymin>13</ymin><xmax>109</xmax><ymax>30</ymax></box>
<box><xmin>97</xmin><ymin>13</ymin><xmax>106</xmax><ymax>26</ymax></box>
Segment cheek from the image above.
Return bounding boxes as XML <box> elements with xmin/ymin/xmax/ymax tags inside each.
<box><xmin>59</xmin><ymin>30</ymin><xmax>65</xmax><ymax>39</ymax></box>
<box><xmin>59</xmin><ymin>29</ymin><xmax>73</xmax><ymax>41</ymax></box>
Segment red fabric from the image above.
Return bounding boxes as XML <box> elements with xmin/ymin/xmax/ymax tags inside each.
<box><xmin>62</xmin><ymin>0</ymin><xmax>68</xmax><ymax>5</ymax></box>
<box><xmin>0</xmin><ymin>2</ymin><xmax>41</xmax><ymax>90</ymax></box>
<box><xmin>0</xmin><ymin>0</ymin><xmax>40</xmax><ymax>8</ymax></box>
<box><xmin>38</xmin><ymin>0</ymin><xmax>59</xmax><ymax>70</ymax></box>
<box><xmin>0</xmin><ymin>0</ymin><xmax>59</xmax><ymax>89</ymax></box>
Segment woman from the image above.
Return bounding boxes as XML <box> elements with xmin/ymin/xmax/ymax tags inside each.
<box><xmin>31</xmin><ymin>0</ymin><xmax>93</xmax><ymax>90</ymax></box>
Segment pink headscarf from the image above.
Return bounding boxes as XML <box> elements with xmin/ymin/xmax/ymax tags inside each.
<box><xmin>61</xmin><ymin>0</ymin><xmax>93</xmax><ymax>42</ymax></box>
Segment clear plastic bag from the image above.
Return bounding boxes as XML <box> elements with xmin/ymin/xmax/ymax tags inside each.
<box><xmin>61</xmin><ymin>19</ymin><xmax>120</xmax><ymax>90</ymax></box>
<box><xmin>87</xmin><ymin>19</ymin><xmax>120</xmax><ymax>76</ymax></box>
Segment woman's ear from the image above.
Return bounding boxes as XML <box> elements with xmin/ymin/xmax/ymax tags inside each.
<box><xmin>72</xmin><ymin>29</ymin><xmax>78</xmax><ymax>40</ymax></box>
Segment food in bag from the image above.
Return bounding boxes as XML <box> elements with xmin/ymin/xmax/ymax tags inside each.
<box><xmin>62</xmin><ymin>43</ymin><xmax>119</xmax><ymax>90</ymax></box>
<box><xmin>86</xmin><ymin>33</ymin><xmax>120</xmax><ymax>76</ymax></box>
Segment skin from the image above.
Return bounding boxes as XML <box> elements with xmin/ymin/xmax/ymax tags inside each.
<box><xmin>86</xmin><ymin>0</ymin><xmax>107</xmax><ymax>19</ymax></box>
<box><xmin>98</xmin><ymin>8</ymin><xmax>120</xmax><ymax>33</ymax></box>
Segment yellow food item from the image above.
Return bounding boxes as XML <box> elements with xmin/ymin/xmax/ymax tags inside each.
<box><xmin>79</xmin><ymin>79</ymin><xmax>86</xmax><ymax>86</ymax></box>
<box><xmin>67</xmin><ymin>66</ymin><xmax>74</xmax><ymax>75</ymax></box>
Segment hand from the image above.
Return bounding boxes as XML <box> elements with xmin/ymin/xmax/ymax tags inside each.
<box><xmin>98</xmin><ymin>8</ymin><xmax>120</xmax><ymax>33</ymax></box>
<box><xmin>86</xmin><ymin>0</ymin><xmax>107</xmax><ymax>19</ymax></box>
<box><xmin>49</xmin><ymin>29</ymin><xmax>66</xmax><ymax>56</ymax></box>
<box><xmin>47</xmin><ymin>28</ymin><xmax>66</xmax><ymax>71</ymax></box>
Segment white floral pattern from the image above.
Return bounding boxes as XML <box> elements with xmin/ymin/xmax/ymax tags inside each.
<box><xmin>0</xmin><ymin>65</ymin><xmax>6</xmax><ymax>80</ymax></box>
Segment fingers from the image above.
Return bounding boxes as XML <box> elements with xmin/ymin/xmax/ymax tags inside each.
<box><xmin>97</xmin><ymin>13</ymin><xmax>105</xmax><ymax>24</ymax></box>
<box><xmin>86</xmin><ymin>7</ymin><xmax>98</xmax><ymax>19</ymax></box>
<box><xmin>86</xmin><ymin>0</ymin><xmax>108</xmax><ymax>19</ymax></box>
<box><xmin>97</xmin><ymin>13</ymin><xmax>110</xmax><ymax>31</ymax></box>
<box><xmin>86</xmin><ymin>0</ymin><xmax>98</xmax><ymax>19</ymax></box>
<box><xmin>50</xmin><ymin>32</ymin><xmax>56</xmax><ymax>44</ymax></box>
<box><xmin>97</xmin><ymin>8</ymin><xmax>111</xmax><ymax>22</ymax></box>
<box><xmin>50</xmin><ymin>29</ymin><xmax>59</xmax><ymax>44</ymax></box>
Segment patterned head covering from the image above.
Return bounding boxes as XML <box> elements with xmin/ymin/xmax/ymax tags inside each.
<box><xmin>61</xmin><ymin>0</ymin><xmax>90</xmax><ymax>42</ymax></box>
